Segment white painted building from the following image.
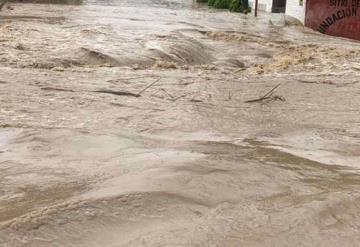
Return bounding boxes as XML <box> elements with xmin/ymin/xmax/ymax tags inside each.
<box><xmin>250</xmin><ymin>0</ymin><xmax>306</xmax><ymax>24</ymax></box>
<box><xmin>250</xmin><ymin>0</ymin><xmax>273</xmax><ymax>12</ymax></box>
<box><xmin>285</xmin><ymin>0</ymin><xmax>306</xmax><ymax>23</ymax></box>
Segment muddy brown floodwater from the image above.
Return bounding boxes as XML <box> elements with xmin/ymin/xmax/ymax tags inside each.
<box><xmin>1</xmin><ymin>0</ymin><xmax>360</xmax><ymax>246</ymax></box>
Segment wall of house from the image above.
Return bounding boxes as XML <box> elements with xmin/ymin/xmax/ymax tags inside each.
<box><xmin>305</xmin><ymin>0</ymin><xmax>360</xmax><ymax>40</ymax></box>
<box><xmin>250</xmin><ymin>0</ymin><xmax>273</xmax><ymax>12</ymax></box>
<box><xmin>285</xmin><ymin>0</ymin><xmax>306</xmax><ymax>23</ymax></box>
<box><xmin>250</xmin><ymin>0</ymin><xmax>307</xmax><ymax>23</ymax></box>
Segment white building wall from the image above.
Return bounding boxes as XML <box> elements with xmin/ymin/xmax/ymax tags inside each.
<box><xmin>250</xmin><ymin>0</ymin><xmax>273</xmax><ymax>12</ymax></box>
<box><xmin>249</xmin><ymin>0</ymin><xmax>307</xmax><ymax>24</ymax></box>
<box><xmin>285</xmin><ymin>0</ymin><xmax>306</xmax><ymax>23</ymax></box>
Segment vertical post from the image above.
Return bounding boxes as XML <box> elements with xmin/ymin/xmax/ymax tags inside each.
<box><xmin>255</xmin><ymin>0</ymin><xmax>258</xmax><ymax>16</ymax></box>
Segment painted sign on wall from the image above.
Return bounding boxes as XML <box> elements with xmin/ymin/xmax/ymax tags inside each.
<box><xmin>305</xmin><ymin>0</ymin><xmax>360</xmax><ymax>40</ymax></box>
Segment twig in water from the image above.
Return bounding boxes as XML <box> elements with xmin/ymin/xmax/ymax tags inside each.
<box><xmin>170</xmin><ymin>94</ymin><xmax>188</xmax><ymax>102</ymax></box>
<box><xmin>93</xmin><ymin>78</ymin><xmax>161</xmax><ymax>98</ymax></box>
<box><xmin>136</xmin><ymin>77</ymin><xmax>161</xmax><ymax>96</ymax></box>
<box><xmin>93</xmin><ymin>89</ymin><xmax>140</xmax><ymax>97</ymax></box>
<box><xmin>152</xmin><ymin>88</ymin><xmax>174</xmax><ymax>99</ymax></box>
<box><xmin>227</xmin><ymin>90</ymin><xmax>232</xmax><ymax>101</ymax></box>
<box><xmin>41</xmin><ymin>87</ymin><xmax>75</xmax><ymax>92</ymax></box>
<box><xmin>244</xmin><ymin>83</ymin><xmax>282</xmax><ymax>103</ymax></box>
<box><xmin>190</xmin><ymin>99</ymin><xmax>203</xmax><ymax>103</ymax></box>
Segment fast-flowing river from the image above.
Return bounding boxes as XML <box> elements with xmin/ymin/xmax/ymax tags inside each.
<box><xmin>1</xmin><ymin>1</ymin><xmax>360</xmax><ymax>246</ymax></box>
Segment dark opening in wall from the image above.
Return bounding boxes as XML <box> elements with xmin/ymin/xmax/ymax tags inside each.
<box><xmin>272</xmin><ymin>0</ymin><xmax>286</xmax><ymax>13</ymax></box>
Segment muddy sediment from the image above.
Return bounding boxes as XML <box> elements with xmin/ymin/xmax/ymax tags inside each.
<box><xmin>1</xmin><ymin>1</ymin><xmax>360</xmax><ymax>246</ymax></box>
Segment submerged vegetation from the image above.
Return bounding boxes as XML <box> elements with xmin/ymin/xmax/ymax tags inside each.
<box><xmin>197</xmin><ymin>0</ymin><xmax>251</xmax><ymax>13</ymax></box>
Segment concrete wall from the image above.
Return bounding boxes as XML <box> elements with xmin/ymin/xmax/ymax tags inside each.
<box><xmin>285</xmin><ymin>0</ymin><xmax>306</xmax><ymax>23</ymax></box>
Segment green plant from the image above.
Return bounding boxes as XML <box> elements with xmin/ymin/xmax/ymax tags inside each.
<box><xmin>229</xmin><ymin>0</ymin><xmax>242</xmax><ymax>12</ymax></box>
<box><xmin>199</xmin><ymin>0</ymin><xmax>251</xmax><ymax>12</ymax></box>
<box><xmin>208</xmin><ymin>0</ymin><xmax>216</xmax><ymax>7</ymax></box>
<box><xmin>212</xmin><ymin>0</ymin><xmax>230</xmax><ymax>9</ymax></box>
<box><xmin>229</xmin><ymin>0</ymin><xmax>251</xmax><ymax>12</ymax></box>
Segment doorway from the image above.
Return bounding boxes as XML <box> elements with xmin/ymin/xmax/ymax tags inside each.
<box><xmin>272</xmin><ymin>0</ymin><xmax>286</xmax><ymax>13</ymax></box>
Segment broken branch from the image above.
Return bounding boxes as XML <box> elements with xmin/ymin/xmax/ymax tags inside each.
<box><xmin>93</xmin><ymin>89</ymin><xmax>140</xmax><ymax>97</ymax></box>
<box><xmin>136</xmin><ymin>77</ymin><xmax>162</xmax><ymax>96</ymax></box>
<box><xmin>245</xmin><ymin>83</ymin><xmax>282</xmax><ymax>103</ymax></box>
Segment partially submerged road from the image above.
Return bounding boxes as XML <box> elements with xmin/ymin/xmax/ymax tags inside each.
<box><xmin>1</xmin><ymin>1</ymin><xmax>360</xmax><ymax>246</ymax></box>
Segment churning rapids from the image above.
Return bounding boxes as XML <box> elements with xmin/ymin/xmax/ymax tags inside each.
<box><xmin>1</xmin><ymin>0</ymin><xmax>360</xmax><ymax>246</ymax></box>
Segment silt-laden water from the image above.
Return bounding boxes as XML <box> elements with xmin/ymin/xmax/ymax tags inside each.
<box><xmin>1</xmin><ymin>1</ymin><xmax>360</xmax><ymax>246</ymax></box>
